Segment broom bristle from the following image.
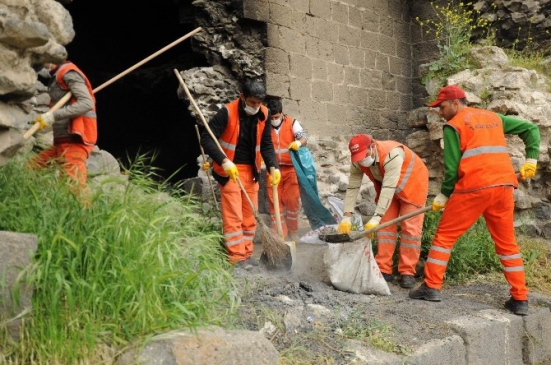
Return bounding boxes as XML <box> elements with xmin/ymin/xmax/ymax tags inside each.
<box><xmin>258</xmin><ymin>220</ymin><xmax>290</xmax><ymax>266</ymax></box>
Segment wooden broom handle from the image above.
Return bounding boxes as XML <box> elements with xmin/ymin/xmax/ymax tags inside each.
<box><xmin>270</xmin><ymin>167</ymin><xmax>284</xmax><ymax>238</ymax></box>
<box><xmin>24</xmin><ymin>27</ymin><xmax>203</xmax><ymax>140</ymax></box>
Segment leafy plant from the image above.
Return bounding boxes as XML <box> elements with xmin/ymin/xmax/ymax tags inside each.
<box><xmin>416</xmin><ymin>1</ymin><xmax>494</xmax><ymax>86</ymax></box>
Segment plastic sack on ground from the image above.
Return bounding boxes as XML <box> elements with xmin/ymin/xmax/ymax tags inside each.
<box><xmin>291</xmin><ymin>148</ymin><xmax>336</xmax><ymax>230</ymax></box>
<box><xmin>323</xmin><ymin>238</ymin><xmax>391</xmax><ymax>295</ymax></box>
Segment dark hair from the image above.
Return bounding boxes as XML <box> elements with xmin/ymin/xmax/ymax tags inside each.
<box><xmin>458</xmin><ymin>98</ymin><xmax>468</xmax><ymax>105</ymax></box>
<box><xmin>242</xmin><ymin>79</ymin><xmax>266</xmax><ymax>99</ymax></box>
<box><xmin>266</xmin><ymin>99</ymin><xmax>283</xmax><ymax>115</ymax></box>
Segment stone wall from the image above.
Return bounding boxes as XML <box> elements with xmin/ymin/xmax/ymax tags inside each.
<box><xmin>242</xmin><ymin>0</ymin><xmax>418</xmax><ymax>141</ymax></box>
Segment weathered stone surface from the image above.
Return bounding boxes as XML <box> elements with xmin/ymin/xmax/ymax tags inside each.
<box><xmin>0</xmin><ymin>231</ymin><xmax>37</xmax><ymax>340</ymax></box>
<box><xmin>117</xmin><ymin>327</ymin><xmax>279</xmax><ymax>365</ymax></box>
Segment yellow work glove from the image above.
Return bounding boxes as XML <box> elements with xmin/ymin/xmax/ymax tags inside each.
<box><xmin>287</xmin><ymin>140</ymin><xmax>302</xmax><ymax>151</ymax></box>
<box><xmin>222</xmin><ymin>160</ymin><xmax>238</xmax><ymax>182</ymax></box>
<box><xmin>34</xmin><ymin>111</ymin><xmax>54</xmax><ymax>130</ymax></box>
<box><xmin>269</xmin><ymin>168</ymin><xmax>281</xmax><ymax>186</ymax></box>
<box><xmin>364</xmin><ymin>215</ymin><xmax>381</xmax><ymax>239</ymax></box>
<box><xmin>432</xmin><ymin>193</ymin><xmax>449</xmax><ymax>212</ymax></box>
<box><xmin>337</xmin><ymin>216</ymin><xmax>352</xmax><ymax>234</ymax></box>
<box><xmin>520</xmin><ymin>158</ymin><xmax>537</xmax><ymax>180</ymax></box>
<box><xmin>201</xmin><ymin>161</ymin><xmax>210</xmax><ymax>171</ymax></box>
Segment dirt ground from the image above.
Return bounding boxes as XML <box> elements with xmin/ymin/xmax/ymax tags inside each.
<box><xmin>232</xmin><ymin>223</ymin><xmax>551</xmax><ymax>364</ymax></box>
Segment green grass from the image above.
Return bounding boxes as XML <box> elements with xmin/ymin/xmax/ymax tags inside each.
<box><xmin>0</xmin><ymin>154</ymin><xmax>236</xmax><ymax>364</ymax></box>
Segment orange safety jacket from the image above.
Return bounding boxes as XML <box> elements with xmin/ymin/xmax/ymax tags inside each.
<box><xmin>213</xmin><ymin>99</ymin><xmax>268</xmax><ymax>177</ymax></box>
<box><xmin>447</xmin><ymin>107</ymin><xmax>518</xmax><ymax>192</ymax></box>
<box><xmin>359</xmin><ymin>141</ymin><xmax>428</xmax><ymax>206</ymax></box>
<box><xmin>55</xmin><ymin>62</ymin><xmax>97</xmax><ymax>146</ymax></box>
<box><xmin>271</xmin><ymin>115</ymin><xmax>296</xmax><ymax>166</ymax></box>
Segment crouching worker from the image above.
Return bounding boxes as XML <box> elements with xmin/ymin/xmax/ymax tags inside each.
<box><xmin>338</xmin><ymin>134</ymin><xmax>429</xmax><ymax>288</ymax></box>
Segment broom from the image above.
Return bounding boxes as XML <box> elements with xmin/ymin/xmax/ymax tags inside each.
<box><xmin>173</xmin><ymin>69</ymin><xmax>291</xmax><ymax>267</ymax></box>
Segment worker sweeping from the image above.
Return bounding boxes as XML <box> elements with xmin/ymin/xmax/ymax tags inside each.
<box><xmin>200</xmin><ymin>79</ymin><xmax>280</xmax><ymax>268</ymax></box>
<box><xmin>338</xmin><ymin>134</ymin><xmax>429</xmax><ymax>289</ymax></box>
<box><xmin>265</xmin><ymin>99</ymin><xmax>308</xmax><ymax>242</ymax></box>
<box><xmin>409</xmin><ymin>85</ymin><xmax>540</xmax><ymax>316</ymax></box>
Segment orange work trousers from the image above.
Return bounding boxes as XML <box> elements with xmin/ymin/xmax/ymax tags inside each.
<box><xmin>424</xmin><ymin>185</ymin><xmax>528</xmax><ymax>300</ymax></box>
<box><xmin>266</xmin><ymin>165</ymin><xmax>300</xmax><ymax>239</ymax></box>
<box><xmin>29</xmin><ymin>143</ymin><xmax>93</xmax><ymax>198</ymax></box>
<box><xmin>219</xmin><ymin>164</ymin><xmax>259</xmax><ymax>263</ymax></box>
<box><xmin>376</xmin><ymin>198</ymin><xmax>424</xmax><ymax>276</ymax></box>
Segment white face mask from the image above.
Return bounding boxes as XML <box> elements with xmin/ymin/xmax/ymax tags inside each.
<box><xmin>271</xmin><ymin>117</ymin><xmax>282</xmax><ymax>127</ymax></box>
<box><xmin>243</xmin><ymin>103</ymin><xmax>260</xmax><ymax>115</ymax></box>
<box><xmin>358</xmin><ymin>146</ymin><xmax>375</xmax><ymax>167</ymax></box>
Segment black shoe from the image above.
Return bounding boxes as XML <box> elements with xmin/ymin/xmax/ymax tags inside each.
<box><xmin>409</xmin><ymin>283</ymin><xmax>441</xmax><ymax>302</ymax></box>
<box><xmin>382</xmin><ymin>273</ymin><xmax>393</xmax><ymax>282</ymax></box>
<box><xmin>504</xmin><ymin>297</ymin><xmax>528</xmax><ymax>316</ymax></box>
<box><xmin>400</xmin><ymin>275</ymin><xmax>416</xmax><ymax>289</ymax></box>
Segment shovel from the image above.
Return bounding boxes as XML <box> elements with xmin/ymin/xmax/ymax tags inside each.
<box><xmin>319</xmin><ymin>206</ymin><xmax>431</xmax><ymax>243</ymax></box>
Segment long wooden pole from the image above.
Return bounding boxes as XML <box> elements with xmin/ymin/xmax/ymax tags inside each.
<box><xmin>24</xmin><ymin>27</ymin><xmax>203</xmax><ymax>140</ymax></box>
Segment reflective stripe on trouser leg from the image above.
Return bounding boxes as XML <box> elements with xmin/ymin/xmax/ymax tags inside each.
<box><xmin>425</xmin><ymin>189</ymin><xmax>492</xmax><ymax>289</ymax></box>
<box><xmin>267</xmin><ymin>180</ymin><xmax>288</xmax><ymax>238</ymax></box>
<box><xmin>397</xmin><ymin>202</ymin><xmax>424</xmax><ymax>276</ymax></box>
<box><xmin>483</xmin><ymin>186</ymin><xmax>528</xmax><ymax>300</ymax></box>
<box><xmin>220</xmin><ymin>165</ymin><xmax>258</xmax><ymax>262</ymax></box>
<box><xmin>375</xmin><ymin>199</ymin><xmax>400</xmax><ymax>275</ymax></box>
<box><xmin>281</xmin><ymin>166</ymin><xmax>300</xmax><ymax>232</ymax></box>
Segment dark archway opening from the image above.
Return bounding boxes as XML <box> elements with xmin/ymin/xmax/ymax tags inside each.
<box><xmin>62</xmin><ymin>0</ymin><xmax>206</xmax><ymax>182</ymax></box>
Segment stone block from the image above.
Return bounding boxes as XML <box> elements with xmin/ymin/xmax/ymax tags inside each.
<box><xmin>338</xmin><ymin>25</ymin><xmax>362</xmax><ymax>47</ymax></box>
<box><xmin>348</xmin><ymin>86</ymin><xmax>368</xmax><ymax>106</ymax></box>
<box><xmin>318</xmin><ymin>39</ymin><xmax>334</xmax><ymax>62</ymax></box>
<box><xmin>379</xmin><ymin>14</ymin><xmax>394</xmax><ymax>37</ymax></box>
<box><xmin>298</xmin><ymin>100</ymin><xmax>327</xmax><ymax>124</ymax></box>
<box><xmin>289</xmin><ymin>0</ymin><xmax>309</xmax><ymax>13</ymax></box>
<box><xmin>361</xmin><ymin>8</ymin><xmax>379</xmax><ymax>32</ymax></box>
<box><xmin>334</xmin><ymin>44</ymin><xmax>350</xmax><ymax>66</ymax></box>
<box><xmin>290</xmin><ymin>53</ymin><xmax>312</xmax><ymax>79</ymax></box>
<box><xmin>289</xmin><ymin>10</ymin><xmax>308</xmax><ymax>33</ymax></box>
<box><xmin>313</xmin><ymin>18</ymin><xmax>339</xmax><ymax>43</ymax></box>
<box><xmin>405</xmin><ymin>335</ymin><xmax>466</xmax><ymax>365</ymax></box>
<box><xmin>312</xmin><ymin>59</ymin><xmax>328</xmax><ymax>80</ymax></box>
<box><xmin>117</xmin><ymin>327</ymin><xmax>279</xmax><ymax>365</ymax></box>
<box><xmin>368</xmin><ymin>89</ymin><xmax>386</xmax><ymax>108</ymax></box>
<box><xmin>279</xmin><ymin>26</ymin><xmax>307</xmax><ymax>54</ymax></box>
<box><xmin>379</xmin><ymin>34</ymin><xmax>396</xmax><ymax>56</ymax></box>
<box><xmin>349</xmin><ymin>47</ymin><xmax>364</xmax><ymax>68</ymax></box>
<box><xmin>305</xmin><ymin>36</ymin><xmax>319</xmax><ymax>58</ymax></box>
<box><xmin>344</xmin><ymin>66</ymin><xmax>360</xmax><ymax>86</ymax></box>
<box><xmin>327</xmin><ymin>63</ymin><xmax>344</xmax><ymax>83</ymax></box>
<box><xmin>326</xmin><ymin>103</ymin><xmax>348</xmax><ymax>124</ymax></box>
<box><xmin>376</xmin><ymin>53</ymin><xmax>390</xmax><ymax>72</ymax></box>
<box><xmin>389</xmin><ymin>56</ymin><xmax>403</xmax><ymax>76</ymax></box>
<box><xmin>333</xmin><ymin>83</ymin><xmax>349</xmax><ymax>104</ymax></box>
<box><xmin>309</xmin><ymin>0</ymin><xmax>332</xmax><ymax>19</ymax></box>
<box><xmin>364</xmin><ymin>47</ymin><xmax>376</xmax><ymax>68</ymax></box>
<box><xmin>361</xmin><ymin>30</ymin><xmax>379</xmax><ymax>51</ymax></box>
<box><xmin>243</xmin><ymin>0</ymin><xmax>269</xmax><ymax>22</ymax></box>
<box><xmin>360</xmin><ymin>69</ymin><xmax>381</xmax><ymax>89</ymax></box>
<box><xmin>269</xmin><ymin>2</ymin><xmax>293</xmax><ymax>28</ymax></box>
<box><xmin>524</xmin><ymin>307</ymin><xmax>551</xmax><ymax>364</ymax></box>
<box><xmin>265</xmin><ymin>47</ymin><xmax>290</xmax><ymax>75</ymax></box>
<box><xmin>289</xmin><ymin>76</ymin><xmax>311</xmax><ymax>100</ymax></box>
<box><xmin>267</xmin><ymin>23</ymin><xmax>282</xmax><ymax>49</ymax></box>
<box><xmin>0</xmin><ymin>231</ymin><xmax>37</xmax><ymax>340</ymax></box>
<box><xmin>331</xmin><ymin>1</ymin><xmax>349</xmax><ymax>25</ymax></box>
<box><xmin>349</xmin><ymin>7</ymin><xmax>363</xmax><ymax>28</ymax></box>
<box><xmin>266</xmin><ymin>71</ymin><xmax>290</xmax><ymax>98</ymax></box>
<box><xmin>311</xmin><ymin>80</ymin><xmax>333</xmax><ymax>102</ymax></box>
<box><xmin>447</xmin><ymin>310</ymin><xmax>524</xmax><ymax>365</ymax></box>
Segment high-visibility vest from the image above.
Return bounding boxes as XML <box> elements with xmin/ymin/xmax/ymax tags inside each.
<box><xmin>447</xmin><ymin>107</ymin><xmax>517</xmax><ymax>192</ymax></box>
<box><xmin>271</xmin><ymin>115</ymin><xmax>296</xmax><ymax>166</ymax></box>
<box><xmin>212</xmin><ymin>99</ymin><xmax>268</xmax><ymax>177</ymax></box>
<box><xmin>359</xmin><ymin>141</ymin><xmax>428</xmax><ymax>206</ymax></box>
<box><xmin>55</xmin><ymin>62</ymin><xmax>97</xmax><ymax>145</ymax></box>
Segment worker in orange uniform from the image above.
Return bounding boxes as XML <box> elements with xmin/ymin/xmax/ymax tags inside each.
<box><xmin>338</xmin><ymin>134</ymin><xmax>429</xmax><ymax>289</ymax></box>
<box><xmin>265</xmin><ymin>99</ymin><xmax>308</xmax><ymax>242</ymax></box>
<box><xmin>29</xmin><ymin>60</ymin><xmax>97</xmax><ymax>200</ymax></box>
<box><xmin>201</xmin><ymin>80</ymin><xmax>280</xmax><ymax>268</ymax></box>
<box><xmin>409</xmin><ymin>85</ymin><xmax>540</xmax><ymax>316</ymax></box>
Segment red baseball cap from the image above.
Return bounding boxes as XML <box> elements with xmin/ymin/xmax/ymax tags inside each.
<box><xmin>427</xmin><ymin>85</ymin><xmax>466</xmax><ymax>107</ymax></box>
<box><xmin>349</xmin><ymin>134</ymin><xmax>373</xmax><ymax>163</ymax></box>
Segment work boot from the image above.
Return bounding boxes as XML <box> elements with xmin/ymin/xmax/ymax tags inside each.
<box><xmin>504</xmin><ymin>297</ymin><xmax>528</xmax><ymax>316</ymax></box>
<box><xmin>400</xmin><ymin>275</ymin><xmax>416</xmax><ymax>289</ymax></box>
<box><xmin>382</xmin><ymin>273</ymin><xmax>393</xmax><ymax>282</ymax></box>
<box><xmin>409</xmin><ymin>283</ymin><xmax>441</xmax><ymax>302</ymax></box>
